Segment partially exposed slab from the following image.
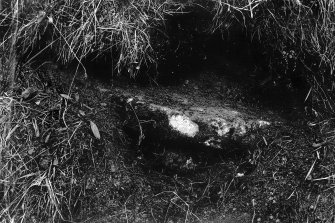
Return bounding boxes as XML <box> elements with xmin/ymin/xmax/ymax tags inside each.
<box><xmin>112</xmin><ymin>84</ymin><xmax>278</xmax><ymax>150</ymax></box>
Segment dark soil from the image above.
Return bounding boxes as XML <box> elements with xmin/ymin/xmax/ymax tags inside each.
<box><xmin>10</xmin><ymin>36</ymin><xmax>334</xmax><ymax>222</ymax></box>
<box><xmin>38</xmin><ymin>50</ymin><xmax>333</xmax><ymax>223</ymax></box>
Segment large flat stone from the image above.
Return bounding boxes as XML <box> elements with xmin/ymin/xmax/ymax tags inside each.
<box><xmin>112</xmin><ymin>85</ymin><xmax>277</xmax><ymax>150</ymax></box>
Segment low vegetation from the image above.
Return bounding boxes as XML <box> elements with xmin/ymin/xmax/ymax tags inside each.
<box><xmin>1</xmin><ymin>0</ymin><xmax>335</xmax><ymax>222</ymax></box>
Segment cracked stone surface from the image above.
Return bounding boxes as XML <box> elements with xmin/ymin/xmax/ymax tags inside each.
<box><xmin>112</xmin><ymin>81</ymin><xmax>280</xmax><ymax>150</ymax></box>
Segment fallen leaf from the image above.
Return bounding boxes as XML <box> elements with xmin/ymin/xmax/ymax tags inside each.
<box><xmin>45</xmin><ymin>132</ymin><xmax>51</xmax><ymax>143</ymax></box>
<box><xmin>60</xmin><ymin>94</ymin><xmax>71</xmax><ymax>100</ymax></box>
<box><xmin>90</xmin><ymin>121</ymin><xmax>101</xmax><ymax>139</ymax></box>
<box><xmin>33</xmin><ymin>119</ymin><xmax>40</xmax><ymax>137</ymax></box>
<box><xmin>53</xmin><ymin>158</ymin><xmax>58</xmax><ymax>166</ymax></box>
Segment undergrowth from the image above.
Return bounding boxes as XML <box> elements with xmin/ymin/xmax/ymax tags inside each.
<box><xmin>211</xmin><ymin>0</ymin><xmax>335</xmax><ymax>115</ymax></box>
<box><xmin>1</xmin><ymin>65</ymin><xmax>86</xmax><ymax>222</ymax></box>
<box><xmin>0</xmin><ymin>0</ymin><xmax>184</xmax><ymax>77</ymax></box>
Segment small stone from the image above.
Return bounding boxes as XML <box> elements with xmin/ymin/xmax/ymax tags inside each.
<box><xmin>79</xmin><ymin>110</ymin><xmax>85</xmax><ymax>116</ymax></box>
<box><xmin>236</xmin><ymin>173</ymin><xmax>244</xmax><ymax>177</ymax></box>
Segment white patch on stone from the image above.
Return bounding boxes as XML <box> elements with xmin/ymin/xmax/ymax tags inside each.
<box><xmin>169</xmin><ymin>115</ymin><xmax>199</xmax><ymax>137</ymax></box>
<box><xmin>204</xmin><ymin>137</ymin><xmax>222</xmax><ymax>149</ymax></box>
<box><xmin>149</xmin><ymin>104</ymin><xmax>172</xmax><ymax>113</ymax></box>
<box><xmin>258</xmin><ymin>120</ymin><xmax>270</xmax><ymax>127</ymax></box>
<box><xmin>211</xmin><ymin>118</ymin><xmax>230</xmax><ymax>136</ymax></box>
<box><xmin>232</xmin><ymin>119</ymin><xmax>247</xmax><ymax>135</ymax></box>
<box><xmin>237</xmin><ymin>124</ymin><xmax>247</xmax><ymax>135</ymax></box>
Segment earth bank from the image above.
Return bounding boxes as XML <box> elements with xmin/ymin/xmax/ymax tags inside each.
<box><xmin>41</xmin><ymin>58</ymin><xmax>333</xmax><ymax>222</ymax></box>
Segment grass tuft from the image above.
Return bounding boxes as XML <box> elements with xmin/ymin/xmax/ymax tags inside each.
<box><xmin>0</xmin><ymin>64</ymin><xmax>99</xmax><ymax>222</ymax></box>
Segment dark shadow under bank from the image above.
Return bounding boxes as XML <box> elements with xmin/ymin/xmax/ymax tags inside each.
<box><xmin>20</xmin><ymin>2</ymin><xmax>310</xmax><ymax>118</ymax></box>
<box><xmin>77</xmin><ymin>7</ymin><xmax>310</xmax><ymax>117</ymax></box>
<box><xmin>128</xmin><ymin>137</ymin><xmax>256</xmax><ymax>174</ymax></box>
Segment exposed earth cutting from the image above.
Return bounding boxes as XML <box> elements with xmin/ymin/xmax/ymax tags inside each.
<box><xmin>7</xmin><ymin>57</ymin><xmax>331</xmax><ymax>223</ymax></box>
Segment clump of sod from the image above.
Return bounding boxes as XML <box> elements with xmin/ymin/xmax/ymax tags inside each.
<box><xmin>1</xmin><ymin>0</ymin><xmax>183</xmax><ymax>76</ymax></box>
<box><xmin>211</xmin><ymin>0</ymin><xmax>335</xmax><ymax>114</ymax></box>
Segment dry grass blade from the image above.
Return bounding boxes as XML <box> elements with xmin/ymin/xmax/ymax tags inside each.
<box><xmin>0</xmin><ymin>63</ymin><xmax>98</xmax><ymax>222</ymax></box>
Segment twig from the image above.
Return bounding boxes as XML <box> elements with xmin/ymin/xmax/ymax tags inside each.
<box><xmin>251</xmin><ymin>198</ymin><xmax>256</xmax><ymax>223</ymax></box>
<box><xmin>128</xmin><ymin>101</ymin><xmax>145</xmax><ymax>146</ymax></box>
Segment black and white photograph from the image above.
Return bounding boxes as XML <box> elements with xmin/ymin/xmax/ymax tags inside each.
<box><xmin>0</xmin><ymin>0</ymin><xmax>334</xmax><ymax>222</ymax></box>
